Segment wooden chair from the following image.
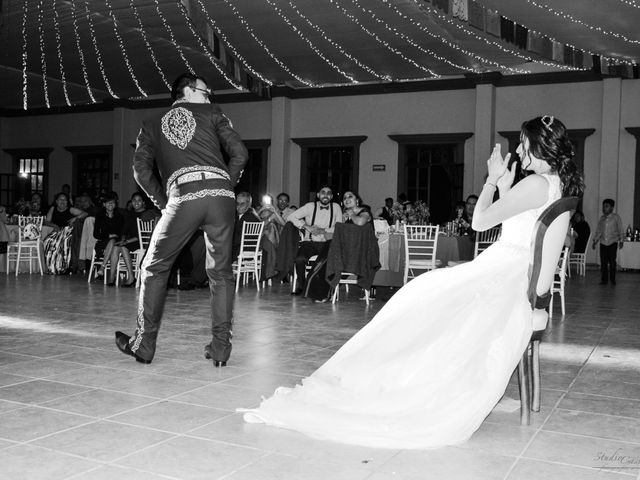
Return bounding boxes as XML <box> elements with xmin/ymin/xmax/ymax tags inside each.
<box><xmin>233</xmin><ymin>221</ymin><xmax>264</xmax><ymax>292</ymax></box>
<box><xmin>549</xmin><ymin>246</ymin><xmax>570</xmax><ymax>317</ymax></box>
<box><xmin>568</xmin><ymin>231</ymin><xmax>591</xmax><ymax>276</ymax></box>
<box><xmin>6</xmin><ymin>215</ymin><xmax>44</xmax><ymax>275</ymax></box>
<box><xmin>115</xmin><ymin>217</ymin><xmax>156</xmax><ymax>287</ymax></box>
<box><xmin>403</xmin><ymin>225</ymin><xmax>441</xmax><ymax>284</ymax></box>
<box><xmin>518</xmin><ymin>196</ymin><xmax>579</xmax><ymax>425</ymax></box>
<box><xmin>474</xmin><ymin>226</ymin><xmax>501</xmax><ymax>258</ymax></box>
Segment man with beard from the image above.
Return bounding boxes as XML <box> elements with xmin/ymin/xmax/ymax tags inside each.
<box><xmin>289</xmin><ymin>186</ymin><xmax>342</xmax><ymax>295</ymax></box>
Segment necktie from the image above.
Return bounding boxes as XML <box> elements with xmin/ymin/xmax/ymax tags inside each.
<box><xmin>319</xmin><ymin>206</ymin><xmax>329</xmax><ymax>210</ymax></box>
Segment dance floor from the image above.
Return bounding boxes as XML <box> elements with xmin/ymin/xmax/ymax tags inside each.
<box><xmin>0</xmin><ymin>270</ymin><xmax>639</xmax><ymax>480</ymax></box>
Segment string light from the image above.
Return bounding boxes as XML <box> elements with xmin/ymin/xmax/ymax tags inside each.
<box><xmin>264</xmin><ymin>0</ymin><xmax>357</xmax><ymax>83</ymax></box>
<box><xmin>21</xmin><ymin>0</ymin><xmax>28</xmax><ymax>110</ymax></box>
<box><xmin>352</xmin><ymin>0</ymin><xmax>484</xmax><ymax>74</ymax></box>
<box><xmin>408</xmin><ymin>0</ymin><xmax>579</xmax><ymax>72</ymax></box>
<box><xmin>494</xmin><ymin>9</ymin><xmax>635</xmax><ymax>67</ymax></box>
<box><xmin>80</xmin><ymin>0</ymin><xmax>118</xmax><ymax>98</ymax></box>
<box><xmin>69</xmin><ymin>0</ymin><xmax>96</xmax><ymax>103</ymax></box>
<box><xmin>327</xmin><ymin>0</ymin><xmax>439</xmax><ymax>79</ymax></box>
<box><xmin>52</xmin><ymin>0</ymin><xmax>71</xmax><ymax>106</ymax></box>
<box><xmin>379</xmin><ymin>0</ymin><xmax>533</xmax><ymax>74</ymax></box>
<box><xmin>153</xmin><ymin>0</ymin><xmax>195</xmax><ymax>75</ymax></box>
<box><xmin>220</xmin><ymin>0</ymin><xmax>315</xmax><ymax>86</ymax></box>
<box><xmin>287</xmin><ymin>1</ymin><xmax>389</xmax><ymax>81</ymax></box>
<box><xmin>175</xmin><ymin>0</ymin><xmax>243</xmax><ymax>90</ymax></box>
<box><xmin>524</xmin><ymin>0</ymin><xmax>640</xmax><ymax>46</ymax></box>
<box><xmin>104</xmin><ymin>0</ymin><xmax>146</xmax><ymax>96</ymax></box>
<box><xmin>193</xmin><ymin>0</ymin><xmax>273</xmax><ymax>85</ymax></box>
<box><xmin>616</xmin><ymin>0</ymin><xmax>640</xmax><ymax>7</ymax></box>
<box><xmin>129</xmin><ymin>0</ymin><xmax>170</xmax><ymax>89</ymax></box>
<box><xmin>36</xmin><ymin>0</ymin><xmax>50</xmax><ymax>107</ymax></box>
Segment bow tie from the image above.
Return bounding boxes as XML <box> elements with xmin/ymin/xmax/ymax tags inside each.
<box><xmin>319</xmin><ymin>205</ymin><xmax>330</xmax><ymax>210</ymax></box>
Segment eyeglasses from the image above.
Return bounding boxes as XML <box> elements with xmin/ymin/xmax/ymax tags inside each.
<box><xmin>192</xmin><ymin>86</ymin><xmax>211</xmax><ymax>95</ymax></box>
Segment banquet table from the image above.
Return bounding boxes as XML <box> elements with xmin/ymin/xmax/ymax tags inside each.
<box><xmin>0</xmin><ymin>224</ymin><xmax>54</xmax><ymax>273</ymax></box>
<box><xmin>616</xmin><ymin>241</ymin><xmax>640</xmax><ymax>270</ymax></box>
<box><xmin>374</xmin><ymin>233</ymin><xmax>474</xmax><ymax>287</ymax></box>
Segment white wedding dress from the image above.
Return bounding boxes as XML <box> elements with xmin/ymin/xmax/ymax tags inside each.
<box><xmin>241</xmin><ymin>174</ymin><xmax>562</xmax><ymax>449</ymax></box>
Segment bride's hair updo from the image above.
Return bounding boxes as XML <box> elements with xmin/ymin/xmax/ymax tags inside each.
<box><xmin>520</xmin><ymin>116</ymin><xmax>585</xmax><ymax>198</ymax></box>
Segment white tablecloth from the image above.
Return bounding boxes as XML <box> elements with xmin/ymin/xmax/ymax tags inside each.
<box><xmin>617</xmin><ymin>242</ymin><xmax>640</xmax><ymax>269</ymax></box>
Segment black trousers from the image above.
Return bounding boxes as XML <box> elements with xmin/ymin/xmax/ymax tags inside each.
<box><xmin>129</xmin><ymin>182</ymin><xmax>235</xmax><ymax>362</ymax></box>
<box><xmin>599</xmin><ymin>243</ymin><xmax>618</xmax><ymax>283</ymax></box>
<box><xmin>294</xmin><ymin>241</ymin><xmax>328</xmax><ymax>289</ymax></box>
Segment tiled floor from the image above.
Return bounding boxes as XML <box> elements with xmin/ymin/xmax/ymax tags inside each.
<box><xmin>0</xmin><ymin>269</ymin><xmax>639</xmax><ymax>480</ymax></box>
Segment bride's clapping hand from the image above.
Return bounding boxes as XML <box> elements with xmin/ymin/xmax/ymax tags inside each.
<box><xmin>486</xmin><ymin>144</ymin><xmax>508</xmax><ymax>181</ymax></box>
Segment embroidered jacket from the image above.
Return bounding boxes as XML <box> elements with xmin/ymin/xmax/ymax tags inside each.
<box><xmin>133</xmin><ymin>102</ymin><xmax>248</xmax><ymax>210</ymax></box>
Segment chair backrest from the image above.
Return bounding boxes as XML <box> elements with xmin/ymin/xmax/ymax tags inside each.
<box><xmin>18</xmin><ymin>215</ymin><xmax>44</xmax><ymax>242</ymax></box>
<box><xmin>373</xmin><ymin>219</ymin><xmax>389</xmax><ymax>236</ymax></box>
<box><xmin>555</xmin><ymin>246</ymin><xmax>570</xmax><ymax>282</ymax></box>
<box><xmin>528</xmin><ymin>197</ymin><xmax>579</xmax><ymax>309</ymax></box>
<box><xmin>137</xmin><ymin>217</ymin><xmax>156</xmax><ymax>250</ymax></box>
<box><xmin>474</xmin><ymin>226</ymin><xmax>501</xmax><ymax>257</ymax></box>
<box><xmin>403</xmin><ymin>224</ymin><xmax>439</xmax><ymax>268</ymax></box>
<box><xmin>239</xmin><ymin>221</ymin><xmax>264</xmax><ymax>257</ymax></box>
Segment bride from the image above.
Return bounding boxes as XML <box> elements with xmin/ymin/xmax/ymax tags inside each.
<box><xmin>240</xmin><ymin>116</ymin><xmax>584</xmax><ymax>449</ymax></box>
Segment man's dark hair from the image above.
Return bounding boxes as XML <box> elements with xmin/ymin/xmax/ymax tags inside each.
<box><xmin>277</xmin><ymin>192</ymin><xmax>290</xmax><ymax>202</ymax></box>
<box><xmin>171</xmin><ymin>73</ymin><xmax>209</xmax><ymax>101</ymax></box>
<box><xmin>466</xmin><ymin>194</ymin><xmax>479</xmax><ymax>202</ymax></box>
<box><xmin>103</xmin><ymin>191</ymin><xmax>118</xmax><ymax>203</ymax></box>
<box><xmin>385</xmin><ymin>197</ymin><xmax>393</xmax><ymax>203</ymax></box>
<box><xmin>603</xmin><ymin>198</ymin><xmax>615</xmax><ymax>208</ymax></box>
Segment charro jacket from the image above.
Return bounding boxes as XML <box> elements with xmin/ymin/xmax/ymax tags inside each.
<box><xmin>132</xmin><ymin>101</ymin><xmax>248</xmax><ymax>210</ymax></box>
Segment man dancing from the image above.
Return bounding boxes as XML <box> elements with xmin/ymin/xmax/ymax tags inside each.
<box><xmin>115</xmin><ymin>73</ymin><xmax>248</xmax><ymax>367</ymax></box>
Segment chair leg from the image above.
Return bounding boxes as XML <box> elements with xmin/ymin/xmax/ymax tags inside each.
<box><xmin>531</xmin><ymin>340</ymin><xmax>541</xmax><ymax>412</ymax></box>
<box><xmin>15</xmin><ymin>245</ymin><xmax>22</xmax><ymax>276</ymax></box>
<box><xmin>518</xmin><ymin>348</ymin><xmax>531</xmax><ymax>426</ymax></box>
<box><xmin>331</xmin><ymin>285</ymin><xmax>339</xmax><ymax>304</ymax></box>
<box><xmin>37</xmin><ymin>243</ymin><xmax>44</xmax><ymax>275</ymax></box>
<box><xmin>235</xmin><ymin>264</ymin><xmax>241</xmax><ymax>293</ymax></box>
<box><xmin>560</xmin><ymin>288</ymin><xmax>565</xmax><ymax>316</ymax></box>
<box><xmin>364</xmin><ymin>289</ymin><xmax>370</xmax><ymax>305</ymax></box>
<box><xmin>549</xmin><ymin>293</ymin><xmax>554</xmax><ymax>319</ymax></box>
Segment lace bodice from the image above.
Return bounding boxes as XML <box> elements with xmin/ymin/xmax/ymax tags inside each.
<box><xmin>499</xmin><ymin>174</ymin><xmax>562</xmax><ymax>248</ymax></box>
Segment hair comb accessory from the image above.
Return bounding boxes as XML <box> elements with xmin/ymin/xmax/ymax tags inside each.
<box><xmin>541</xmin><ymin>115</ymin><xmax>554</xmax><ymax>131</ymax></box>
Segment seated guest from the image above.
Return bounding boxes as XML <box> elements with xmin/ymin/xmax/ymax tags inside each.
<box><xmin>75</xmin><ymin>192</ymin><xmax>101</xmax><ymax>217</ymax></box>
<box><xmin>288</xmin><ymin>186</ymin><xmax>342</xmax><ymax>295</ymax></box>
<box><xmin>343</xmin><ymin>191</ymin><xmax>372</xmax><ymax>225</ymax></box>
<box><xmin>570</xmin><ymin>210</ymin><xmax>591</xmax><ymax>254</ymax></box>
<box><xmin>111</xmin><ymin>192</ymin><xmax>160</xmax><ymax>287</ymax></box>
<box><xmin>232</xmin><ymin>192</ymin><xmax>260</xmax><ymax>260</ymax></box>
<box><xmin>29</xmin><ymin>193</ymin><xmax>48</xmax><ymax>217</ymax></box>
<box><xmin>451</xmin><ymin>200</ymin><xmax>470</xmax><ymax>233</ymax></box>
<box><xmin>276</xmin><ymin>192</ymin><xmax>297</xmax><ymax>222</ymax></box>
<box><xmin>93</xmin><ymin>192</ymin><xmax>126</xmax><ymax>285</ymax></box>
<box><xmin>376</xmin><ymin>197</ymin><xmax>394</xmax><ymax>225</ymax></box>
<box><xmin>44</xmin><ymin>192</ymin><xmax>88</xmax><ymax>274</ymax></box>
<box><xmin>460</xmin><ymin>194</ymin><xmax>478</xmax><ymax>238</ymax></box>
<box><xmin>258</xmin><ymin>194</ymin><xmax>285</xmax><ymax>281</ymax></box>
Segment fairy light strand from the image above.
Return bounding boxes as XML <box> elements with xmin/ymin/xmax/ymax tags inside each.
<box><xmin>408</xmin><ymin>0</ymin><xmax>580</xmax><ymax>71</ymax></box>
<box><xmin>616</xmin><ymin>0</ymin><xmax>640</xmax><ymax>8</ymax></box>
<box><xmin>327</xmin><ymin>0</ymin><xmax>439</xmax><ymax>78</ymax></box>
<box><xmin>220</xmin><ymin>0</ymin><xmax>315</xmax><ymax>86</ymax></box>
<box><xmin>379</xmin><ymin>0</ymin><xmax>534</xmax><ymax>73</ymax></box>
<box><xmin>352</xmin><ymin>0</ymin><xmax>486</xmax><ymax>74</ymax></box>
<box><xmin>193</xmin><ymin>0</ymin><xmax>272</xmax><ymax>85</ymax></box>
<box><xmin>80</xmin><ymin>0</ymin><xmax>118</xmax><ymax>98</ymax></box>
<box><xmin>129</xmin><ymin>0</ymin><xmax>170</xmax><ymax>89</ymax></box>
<box><xmin>52</xmin><ymin>0</ymin><xmax>71</xmax><ymax>106</ymax></box>
<box><xmin>264</xmin><ymin>0</ymin><xmax>357</xmax><ymax>83</ymax></box>
<box><xmin>287</xmin><ymin>1</ymin><xmax>389</xmax><ymax>80</ymax></box>
<box><xmin>36</xmin><ymin>0</ymin><xmax>50</xmax><ymax>107</ymax></box>
<box><xmin>523</xmin><ymin>0</ymin><xmax>640</xmax><ymax>46</ymax></box>
<box><xmin>154</xmin><ymin>0</ymin><xmax>195</xmax><ymax>75</ymax></box>
<box><xmin>104</xmin><ymin>0</ymin><xmax>146</xmax><ymax>96</ymax></box>
<box><xmin>69</xmin><ymin>0</ymin><xmax>96</xmax><ymax>103</ymax></box>
<box><xmin>494</xmin><ymin>9</ymin><xmax>634</xmax><ymax>67</ymax></box>
<box><xmin>21</xmin><ymin>0</ymin><xmax>28</xmax><ymax>109</ymax></box>
<box><xmin>175</xmin><ymin>0</ymin><xmax>243</xmax><ymax>90</ymax></box>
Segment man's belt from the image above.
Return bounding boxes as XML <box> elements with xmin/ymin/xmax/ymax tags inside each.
<box><xmin>174</xmin><ymin>171</ymin><xmax>226</xmax><ymax>186</ymax></box>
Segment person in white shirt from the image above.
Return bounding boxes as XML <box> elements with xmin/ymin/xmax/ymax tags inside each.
<box><xmin>288</xmin><ymin>186</ymin><xmax>342</xmax><ymax>295</ymax></box>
